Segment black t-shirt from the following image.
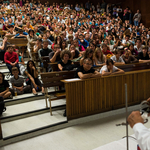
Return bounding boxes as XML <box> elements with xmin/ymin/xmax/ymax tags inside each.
<box><xmin>58</xmin><ymin>60</ymin><xmax>72</xmax><ymax>67</ymax></box>
<box><xmin>73</xmin><ymin>50</ymin><xmax>80</xmax><ymax>59</ymax></box>
<box><xmin>75</xmin><ymin>66</ymin><xmax>95</xmax><ymax>78</ymax></box>
<box><xmin>40</xmin><ymin>48</ymin><xmax>52</xmax><ymax>57</ymax></box>
<box><xmin>0</xmin><ymin>80</ymin><xmax>9</xmax><ymax>93</ymax></box>
<box><xmin>138</xmin><ymin>52</ymin><xmax>149</xmax><ymax>60</ymax></box>
<box><xmin>49</xmin><ymin>51</ymin><xmax>61</xmax><ymax>62</ymax></box>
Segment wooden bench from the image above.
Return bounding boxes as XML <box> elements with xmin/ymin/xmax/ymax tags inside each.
<box><xmin>40</xmin><ymin>71</ymin><xmax>75</xmax><ymax>115</ymax></box>
<box><xmin>49</xmin><ymin>61</ymin><xmax>80</xmax><ymax>72</ymax></box>
<box><xmin>41</xmin><ymin>56</ymin><xmax>50</xmax><ymax>72</ymax></box>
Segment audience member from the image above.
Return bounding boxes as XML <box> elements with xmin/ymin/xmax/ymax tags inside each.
<box><xmin>10</xmin><ymin>67</ymin><xmax>31</xmax><ymax>95</ymax></box>
<box><xmin>25</xmin><ymin>60</ymin><xmax>44</xmax><ymax>95</ymax></box>
<box><xmin>0</xmin><ymin>72</ymin><xmax>12</xmax><ymax>99</ymax></box>
<box><xmin>4</xmin><ymin>45</ymin><xmax>20</xmax><ymax>75</ymax></box>
<box><xmin>75</xmin><ymin>58</ymin><xmax>101</xmax><ymax>79</ymax></box>
<box><xmin>100</xmin><ymin>59</ymin><xmax>124</xmax><ymax>76</ymax></box>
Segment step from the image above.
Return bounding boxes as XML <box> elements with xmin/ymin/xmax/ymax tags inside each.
<box><xmin>1</xmin><ymin>98</ymin><xmax>66</xmax><ymax>123</ymax></box>
<box><xmin>4</xmin><ymin>87</ymin><xmax>60</xmax><ymax>106</ymax></box>
<box><xmin>4</xmin><ymin>93</ymin><xmax>45</xmax><ymax>106</ymax></box>
<box><xmin>1</xmin><ymin>110</ymin><xmax>67</xmax><ymax>138</ymax></box>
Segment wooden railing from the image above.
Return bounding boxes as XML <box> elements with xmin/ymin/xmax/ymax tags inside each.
<box><xmin>62</xmin><ymin>69</ymin><xmax>150</xmax><ymax>120</ymax></box>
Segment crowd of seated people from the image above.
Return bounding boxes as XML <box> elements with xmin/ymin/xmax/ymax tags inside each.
<box><xmin>0</xmin><ymin>0</ymin><xmax>150</xmax><ymax>100</ymax></box>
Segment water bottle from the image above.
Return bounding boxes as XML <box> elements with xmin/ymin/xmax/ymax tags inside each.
<box><xmin>14</xmin><ymin>88</ymin><xmax>17</xmax><ymax>97</ymax></box>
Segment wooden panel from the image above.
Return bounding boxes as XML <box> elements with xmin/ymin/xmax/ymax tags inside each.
<box><xmin>0</xmin><ymin>119</ymin><xmax>2</xmax><ymax>140</ymax></box>
<box><xmin>64</xmin><ymin>69</ymin><xmax>150</xmax><ymax>120</ymax></box>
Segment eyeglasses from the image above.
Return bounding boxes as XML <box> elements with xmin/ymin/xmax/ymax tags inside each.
<box><xmin>85</xmin><ymin>63</ymin><xmax>92</xmax><ymax>66</ymax></box>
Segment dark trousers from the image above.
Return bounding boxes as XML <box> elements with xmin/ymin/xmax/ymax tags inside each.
<box><xmin>10</xmin><ymin>85</ymin><xmax>31</xmax><ymax>95</ymax></box>
<box><xmin>6</xmin><ymin>63</ymin><xmax>20</xmax><ymax>75</ymax></box>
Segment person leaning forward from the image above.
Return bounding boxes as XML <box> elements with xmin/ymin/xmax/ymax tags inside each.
<box><xmin>75</xmin><ymin>58</ymin><xmax>101</xmax><ymax>79</ymax></box>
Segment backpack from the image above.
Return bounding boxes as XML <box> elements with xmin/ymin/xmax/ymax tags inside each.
<box><xmin>0</xmin><ymin>96</ymin><xmax>6</xmax><ymax>116</ymax></box>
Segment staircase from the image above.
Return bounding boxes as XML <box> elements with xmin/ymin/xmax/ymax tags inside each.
<box><xmin>0</xmin><ymin>57</ymin><xmax>67</xmax><ymax>147</ymax></box>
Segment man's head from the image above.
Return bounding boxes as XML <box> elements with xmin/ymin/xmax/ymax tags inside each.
<box><xmin>136</xmin><ymin>38</ymin><xmax>142</xmax><ymax>47</ymax></box>
<box><xmin>7</xmin><ymin>45</ymin><xmax>13</xmax><ymax>53</ymax></box>
<box><xmin>142</xmin><ymin>46</ymin><xmax>148</xmax><ymax>54</ymax></box>
<box><xmin>12</xmin><ymin>67</ymin><xmax>19</xmax><ymax>77</ymax></box>
<box><xmin>125</xmin><ymin>35</ymin><xmax>130</xmax><ymax>41</ymax></box>
<box><xmin>106</xmin><ymin>59</ymin><xmax>114</xmax><ymax>70</ymax></box>
<box><xmin>43</xmin><ymin>40</ymin><xmax>49</xmax><ymax>49</ymax></box>
<box><xmin>114</xmin><ymin>49</ymin><xmax>121</xmax><ymax>58</ymax></box>
<box><xmin>54</xmin><ymin>44</ymin><xmax>60</xmax><ymax>52</ymax></box>
<box><xmin>83</xmin><ymin>58</ymin><xmax>92</xmax><ymax>71</ymax></box>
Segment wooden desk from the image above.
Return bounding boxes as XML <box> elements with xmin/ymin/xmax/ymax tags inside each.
<box><xmin>7</xmin><ymin>38</ymin><xmax>28</xmax><ymax>47</ymax></box>
<box><xmin>62</xmin><ymin>69</ymin><xmax>150</xmax><ymax>120</ymax></box>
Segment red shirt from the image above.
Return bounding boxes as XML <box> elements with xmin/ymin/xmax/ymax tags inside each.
<box><xmin>4</xmin><ymin>51</ymin><xmax>19</xmax><ymax>64</ymax></box>
<box><xmin>102</xmin><ymin>50</ymin><xmax>113</xmax><ymax>55</ymax></box>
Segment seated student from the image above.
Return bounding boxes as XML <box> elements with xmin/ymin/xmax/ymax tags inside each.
<box><xmin>100</xmin><ymin>59</ymin><xmax>125</xmax><ymax>76</ymax></box>
<box><xmin>101</xmin><ymin>44</ymin><xmax>113</xmax><ymax>55</ymax></box>
<box><xmin>75</xmin><ymin>58</ymin><xmax>101</xmax><ymax>79</ymax></box>
<box><xmin>27</xmin><ymin>29</ymin><xmax>38</xmax><ymax>49</ymax></box>
<box><xmin>122</xmin><ymin>50</ymin><xmax>139</xmax><ymax>64</ymax></box>
<box><xmin>12</xmin><ymin>29</ymin><xmax>28</xmax><ymax>39</ymax></box>
<box><xmin>0</xmin><ymin>72</ymin><xmax>12</xmax><ymax>99</ymax></box>
<box><xmin>10</xmin><ymin>67</ymin><xmax>31</xmax><ymax>95</ymax></box>
<box><xmin>138</xmin><ymin>46</ymin><xmax>150</xmax><ymax>62</ymax></box>
<box><xmin>38</xmin><ymin>40</ymin><xmax>53</xmax><ymax>60</ymax></box>
<box><xmin>122</xmin><ymin>35</ymin><xmax>132</xmax><ymax>47</ymax></box>
<box><xmin>80</xmin><ymin>48</ymin><xmax>94</xmax><ymax>66</ymax></box>
<box><xmin>110</xmin><ymin>49</ymin><xmax>125</xmax><ymax>65</ymax></box>
<box><xmin>4</xmin><ymin>45</ymin><xmax>20</xmax><ymax>75</ymax></box>
<box><xmin>94</xmin><ymin>47</ymin><xmax>106</xmax><ymax>66</ymax></box>
<box><xmin>78</xmin><ymin>34</ymin><xmax>89</xmax><ymax>49</ymax></box>
<box><xmin>58</xmin><ymin>50</ymin><xmax>75</xmax><ymax>71</ymax></box>
<box><xmin>49</xmin><ymin>44</ymin><xmax>61</xmax><ymax>63</ymax></box>
<box><xmin>25</xmin><ymin>60</ymin><xmax>44</xmax><ymax>95</ymax></box>
<box><xmin>69</xmin><ymin>44</ymin><xmax>80</xmax><ymax>60</ymax></box>
<box><xmin>33</xmin><ymin>38</ymin><xmax>43</xmax><ymax>53</ymax></box>
<box><xmin>73</xmin><ymin>39</ymin><xmax>85</xmax><ymax>52</ymax></box>
<box><xmin>5</xmin><ymin>25</ymin><xmax>16</xmax><ymax>35</ymax></box>
<box><xmin>128</xmin><ymin>43</ymin><xmax>138</xmax><ymax>56</ymax></box>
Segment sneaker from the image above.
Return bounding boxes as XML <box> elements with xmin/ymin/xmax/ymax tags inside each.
<box><xmin>8</xmin><ymin>94</ymin><xmax>13</xmax><ymax>99</ymax></box>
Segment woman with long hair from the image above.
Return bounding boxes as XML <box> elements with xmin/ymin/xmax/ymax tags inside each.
<box><xmin>25</xmin><ymin>60</ymin><xmax>44</xmax><ymax>95</ymax></box>
<box><xmin>94</xmin><ymin>47</ymin><xmax>106</xmax><ymax>66</ymax></box>
<box><xmin>51</xmin><ymin>36</ymin><xmax>62</xmax><ymax>50</ymax></box>
<box><xmin>80</xmin><ymin>48</ymin><xmax>94</xmax><ymax>66</ymax></box>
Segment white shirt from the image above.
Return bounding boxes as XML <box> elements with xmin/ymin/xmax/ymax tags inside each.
<box><xmin>58</xmin><ymin>19</ymin><xmax>65</xmax><ymax>24</ymax></box>
<box><xmin>100</xmin><ymin>65</ymin><xmax>118</xmax><ymax>74</ymax></box>
<box><xmin>134</xmin><ymin>45</ymin><xmax>143</xmax><ymax>53</ymax></box>
<box><xmin>122</xmin><ymin>39</ymin><xmax>132</xmax><ymax>45</ymax></box>
<box><xmin>111</xmin><ymin>55</ymin><xmax>125</xmax><ymax>63</ymax></box>
<box><xmin>133</xmin><ymin>123</ymin><xmax>150</xmax><ymax>150</ymax></box>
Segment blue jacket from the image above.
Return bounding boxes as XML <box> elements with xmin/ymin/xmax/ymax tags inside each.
<box><xmin>78</xmin><ymin>39</ymin><xmax>89</xmax><ymax>49</ymax></box>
